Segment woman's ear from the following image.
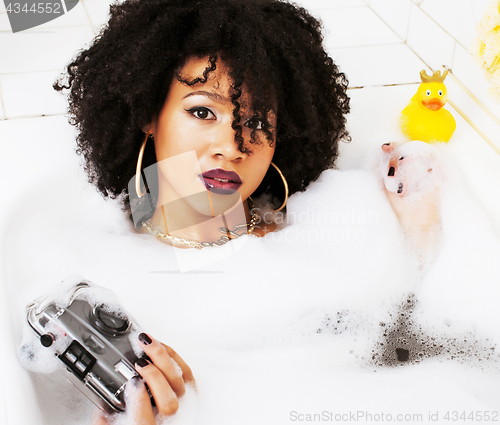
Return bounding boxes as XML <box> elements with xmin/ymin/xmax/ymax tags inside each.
<box><xmin>142</xmin><ymin>116</ymin><xmax>158</xmax><ymax>135</ymax></box>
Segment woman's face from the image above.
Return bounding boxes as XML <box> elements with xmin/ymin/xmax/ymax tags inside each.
<box><xmin>149</xmin><ymin>56</ymin><xmax>276</xmax><ymax>216</ymax></box>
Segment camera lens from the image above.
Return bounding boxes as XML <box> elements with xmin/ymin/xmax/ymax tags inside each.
<box><xmin>91</xmin><ymin>305</ymin><xmax>130</xmax><ymax>337</ymax></box>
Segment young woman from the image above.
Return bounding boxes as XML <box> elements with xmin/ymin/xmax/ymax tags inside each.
<box><xmin>54</xmin><ymin>0</ymin><xmax>350</xmax><ymax>422</ymax></box>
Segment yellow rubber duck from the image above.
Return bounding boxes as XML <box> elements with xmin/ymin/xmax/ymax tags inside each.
<box><xmin>400</xmin><ymin>70</ymin><xmax>456</xmax><ymax>143</ymax></box>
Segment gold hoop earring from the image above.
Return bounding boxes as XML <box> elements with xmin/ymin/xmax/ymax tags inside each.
<box><xmin>135</xmin><ymin>132</ymin><xmax>152</xmax><ymax>198</ymax></box>
<box><xmin>270</xmin><ymin>162</ymin><xmax>288</xmax><ymax>212</ymax></box>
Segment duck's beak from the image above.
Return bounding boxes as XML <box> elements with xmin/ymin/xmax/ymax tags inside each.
<box><xmin>422</xmin><ymin>98</ymin><xmax>445</xmax><ymax>110</ymax></box>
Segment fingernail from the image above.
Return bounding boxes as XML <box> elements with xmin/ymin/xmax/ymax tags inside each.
<box><xmin>139</xmin><ymin>333</ymin><xmax>152</xmax><ymax>345</ymax></box>
<box><xmin>136</xmin><ymin>358</ymin><xmax>149</xmax><ymax>368</ymax></box>
<box><xmin>141</xmin><ymin>354</ymin><xmax>152</xmax><ymax>363</ymax></box>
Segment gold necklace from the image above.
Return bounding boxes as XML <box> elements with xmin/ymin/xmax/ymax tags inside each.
<box><xmin>142</xmin><ymin>199</ymin><xmax>259</xmax><ymax>249</ymax></box>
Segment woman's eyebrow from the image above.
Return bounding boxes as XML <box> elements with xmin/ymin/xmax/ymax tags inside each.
<box><xmin>183</xmin><ymin>90</ymin><xmax>228</xmax><ymax>104</ymax></box>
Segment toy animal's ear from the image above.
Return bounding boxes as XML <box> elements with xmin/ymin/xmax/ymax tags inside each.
<box><xmin>381</xmin><ymin>143</ymin><xmax>394</xmax><ymax>153</ymax></box>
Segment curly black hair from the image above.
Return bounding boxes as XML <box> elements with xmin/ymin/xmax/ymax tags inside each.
<box><xmin>54</xmin><ymin>0</ymin><xmax>350</xmax><ymax>210</ymax></box>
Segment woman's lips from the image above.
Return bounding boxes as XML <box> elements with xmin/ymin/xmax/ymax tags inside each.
<box><xmin>200</xmin><ymin>168</ymin><xmax>242</xmax><ymax>194</ymax></box>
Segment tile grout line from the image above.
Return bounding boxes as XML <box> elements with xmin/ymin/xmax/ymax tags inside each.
<box><xmin>0</xmin><ymin>81</ymin><xmax>6</xmax><ymax>119</ymax></box>
<box><xmin>368</xmin><ymin>0</ymin><xmax>441</xmax><ymax>73</ymax></box>
<box><xmin>80</xmin><ymin>0</ymin><xmax>98</xmax><ymax>36</ymax></box>
<box><xmin>313</xmin><ymin>5</ymin><xmax>369</xmax><ymax>11</ymax></box>
<box><xmin>470</xmin><ymin>0</ymin><xmax>479</xmax><ymax>23</ymax></box>
<box><xmin>348</xmin><ymin>81</ymin><xmax>420</xmax><ymax>91</ymax></box>
<box><xmin>0</xmin><ymin>112</ymin><xmax>67</xmax><ymax>121</ymax></box>
<box><xmin>416</xmin><ymin>2</ymin><xmax>470</xmax><ymax>53</ymax></box>
<box><xmin>400</xmin><ymin>41</ymin><xmax>432</xmax><ymax>71</ymax></box>
<box><xmin>329</xmin><ymin>41</ymin><xmax>406</xmax><ymax>51</ymax></box>
<box><xmin>451</xmin><ymin>41</ymin><xmax>457</xmax><ymax>70</ymax></box>
<box><xmin>0</xmin><ymin>23</ymin><xmax>92</xmax><ymax>33</ymax></box>
<box><xmin>443</xmin><ymin>65</ymin><xmax>500</xmax><ymax>124</ymax></box>
<box><xmin>366</xmin><ymin>3</ymin><xmax>405</xmax><ymax>44</ymax></box>
<box><xmin>0</xmin><ymin>69</ymin><xmax>66</xmax><ymax>77</ymax></box>
<box><xmin>404</xmin><ymin>0</ymin><xmax>412</xmax><ymax>43</ymax></box>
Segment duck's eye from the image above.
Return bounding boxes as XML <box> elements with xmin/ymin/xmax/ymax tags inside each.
<box><xmin>426</xmin><ymin>89</ymin><xmax>431</xmax><ymax>96</ymax></box>
<box><xmin>438</xmin><ymin>90</ymin><xmax>443</xmax><ymax>96</ymax></box>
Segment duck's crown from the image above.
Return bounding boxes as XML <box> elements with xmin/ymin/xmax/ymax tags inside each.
<box><xmin>420</xmin><ymin>69</ymin><xmax>448</xmax><ymax>83</ymax></box>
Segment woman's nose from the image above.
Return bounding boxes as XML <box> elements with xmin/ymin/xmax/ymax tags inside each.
<box><xmin>208</xmin><ymin>122</ymin><xmax>244</xmax><ymax>161</ymax></box>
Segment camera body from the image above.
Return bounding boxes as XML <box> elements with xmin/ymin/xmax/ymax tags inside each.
<box><xmin>26</xmin><ymin>280</ymin><xmax>143</xmax><ymax>413</ymax></box>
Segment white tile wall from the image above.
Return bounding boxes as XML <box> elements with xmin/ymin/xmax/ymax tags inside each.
<box><xmin>0</xmin><ymin>86</ymin><xmax>4</xmax><ymax>119</ymax></box>
<box><xmin>439</xmin><ymin>104</ymin><xmax>500</xmax><ymax>234</ymax></box>
<box><xmin>0</xmin><ymin>71</ymin><xmax>68</xmax><ymax>118</ymax></box>
<box><xmin>420</xmin><ymin>0</ymin><xmax>476</xmax><ymax>49</ymax></box>
<box><xmin>82</xmin><ymin>0</ymin><xmax>112</xmax><ymax>31</ymax></box>
<box><xmin>338</xmin><ymin>84</ymin><xmax>416</xmax><ymax>170</ymax></box>
<box><xmin>0</xmin><ymin>2</ymin><xmax>89</xmax><ymax>32</ymax></box>
<box><xmin>36</xmin><ymin>1</ymin><xmax>90</xmax><ymax>30</ymax></box>
<box><xmin>329</xmin><ymin>44</ymin><xmax>428</xmax><ymax>87</ymax></box>
<box><xmin>0</xmin><ymin>115</ymin><xmax>83</xmax><ymax>198</ymax></box>
<box><xmin>446</xmin><ymin>76</ymin><xmax>500</xmax><ymax>153</ymax></box>
<box><xmin>452</xmin><ymin>43</ymin><xmax>500</xmax><ymax>118</ymax></box>
<box><xmin>471</xmin><ymin>0</ymin><xmax>492</xmax><ymax>23</ymax></box>
<box><xmin>296</xmin><ymin>0</ymin><xmax>366</xmax><ymax>9</ymax></box>
<box><xmin>369</xmin><ymin>0</ymin><xmax>412</xmax><ymax>41</ymax></box>
<box><xmin>0</xmin><ymin>0</ymin><xmax>497</xmax><ymax>123</ymax></box>
<box><xmin>0</xmin><ymin>27</ymin><xmax>95</xmax><ymax>74</ymax></box>
<box><xmin>321</xmin><ymin>6</ymin><xmax>401</xmax><ymax>49</ymax></box>
<box><xmin>406</xmin><ymin>2</ymin><xmax>456</xmax><ymax>70</ymax></box>
<box><xmin>0</xmin><ymin>11</ymin><xmax>9</xmax><ymax>32</ymax></box>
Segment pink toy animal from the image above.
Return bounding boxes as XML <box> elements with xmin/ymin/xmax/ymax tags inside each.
<box><xmin>380</xmin><ymin>141</ymin><xmax>446</xmax><ymax>262</ymax></box>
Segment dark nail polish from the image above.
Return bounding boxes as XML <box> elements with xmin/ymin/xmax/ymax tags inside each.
<box><xmin>139</xmin><ymin>333</ymin><xmax>152</xmax><ymax>345</ymax></box>
<box><xmin>141</xmin><ymin>354</ymin><xmax>152</xmax><ymax>363</ymax></box>
<box><xmin>398</xmin><ymin>183</ymin><xmax>403</xmax><ymax>194</ymax></box>
<box><xmin>388</xmin><ymin>166</ymin><xmax>395</xmax><ymax>177</ymax></box>
<box><xmin>136</xmin><ymin>358</ymin><xmax>149</xmax><ymax>368</ymax></box>
<box><xmin>383</xmin><ymin>143</ymin><xmax>390</xmax><ymax>146</ymax></box>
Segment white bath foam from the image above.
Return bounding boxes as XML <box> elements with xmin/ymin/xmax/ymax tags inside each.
<box><xmin>416</xmin><ymin>176</ymin><xmax>500</xmax><ymax>342</ymax></box>
<box><xmin>6</xmin><ymin>86</ymin><xmax>500</xmax><ymax>423</ymax></box>
<box><xmin>343</xmin><ymin>85</ymin><xmax>500</xmax><ymax>237</ymax></box>
<box><xmin>10</xmin><ymin>155</ymin><xmax>500</xmax><ymax>425</ymax></box>
<box><xmin>94</xmin><ymin>381</ymin><xmax>198</xmax><ymax>425</ymax></box>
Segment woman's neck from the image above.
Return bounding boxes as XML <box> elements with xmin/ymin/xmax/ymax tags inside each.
<box><xmin>148</xmin><ymin>196</ymin><xmax>254</xmax><ymax>247</ymax></box>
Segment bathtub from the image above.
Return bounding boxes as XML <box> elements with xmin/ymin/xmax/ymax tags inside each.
<box><xmin>2</xmin><ymin>1</ymin><xmax>500</xmax><ymax>423</ymax></box>
<box><xmin>2</xmin><ymin>81</ymin><xmax>500</xmax><ymax>424</ymax></box>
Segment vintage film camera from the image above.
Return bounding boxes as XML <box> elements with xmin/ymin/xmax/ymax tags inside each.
<box><xmin>26</xmin><ymin>280</ymin><xmax>144</xmax><ymax>413</ymax></box>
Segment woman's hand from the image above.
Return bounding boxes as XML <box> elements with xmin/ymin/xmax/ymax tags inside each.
<box><xmin>93</xmin><ymin>333</ymin><xmax>195</xmax><ymax>425</ymax></box>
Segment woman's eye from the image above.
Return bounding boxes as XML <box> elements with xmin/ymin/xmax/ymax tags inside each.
<box><xmin>186</xmin><ymin>107</ymin><xmax>215</xmax><ymax>120</ymax></box>
<box><xmin>245</xmin><ymin>117</ymin><xmax>264</xmax><ymax>130</ymax></box>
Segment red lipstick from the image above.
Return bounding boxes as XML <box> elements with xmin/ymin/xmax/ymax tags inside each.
<box><xmin>200</xmin><ymin>168</ymin><xmax>242</xmax><ymax>194</ymax></box>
